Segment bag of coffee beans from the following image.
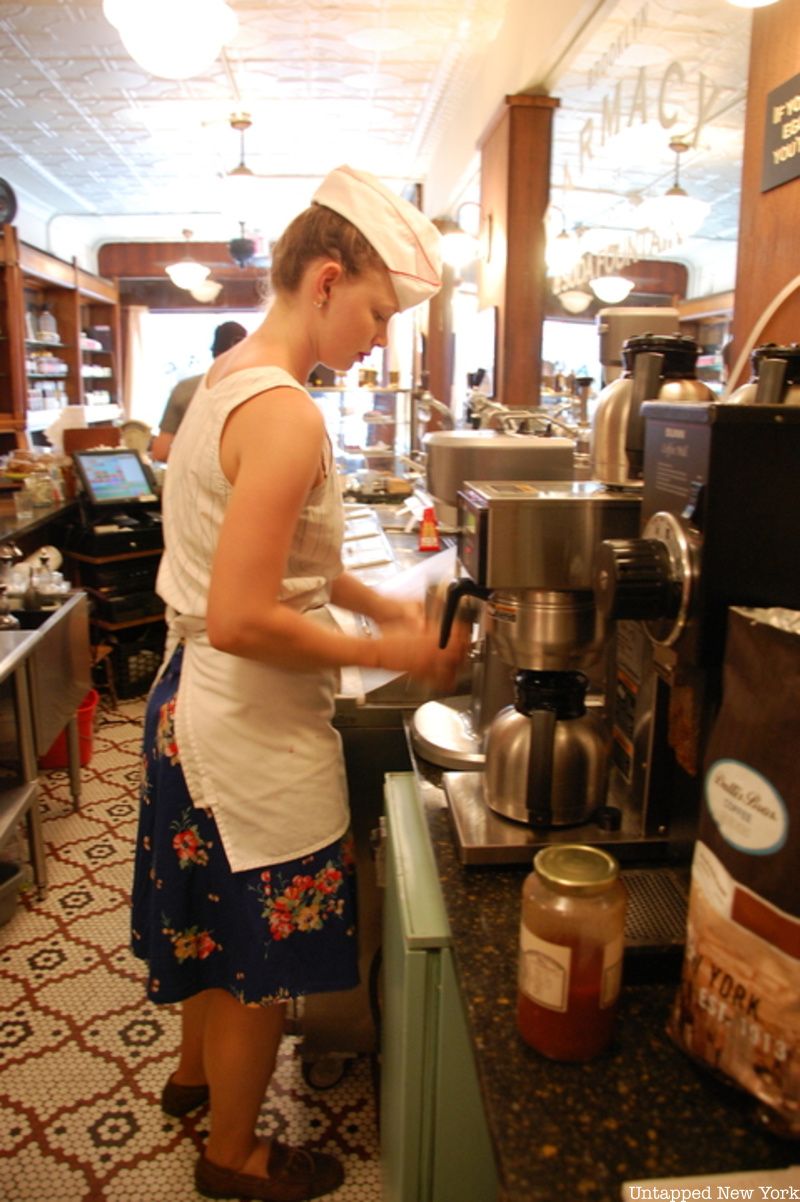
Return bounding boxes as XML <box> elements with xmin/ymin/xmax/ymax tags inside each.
<box><xmin>668</xmin><ymin>607</ymin><xmax>800</xmax><ymax>1136</ymax></box>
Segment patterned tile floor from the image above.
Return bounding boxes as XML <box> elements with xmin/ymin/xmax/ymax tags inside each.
<box><xmin>0</xmin><ymin>696</ymin><xmax>383</xmax><ymax>1202</ymax></box>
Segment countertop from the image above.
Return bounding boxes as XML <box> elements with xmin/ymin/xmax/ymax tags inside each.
<box><xmin>0</xmin><ymin>496</ymin><xmax>76</xmax><ymax>543</ymax></box>
<box><xmin>411</xmin><ymin>768</ymin><xmax>795</xmax><ymax>1202</ymax></box>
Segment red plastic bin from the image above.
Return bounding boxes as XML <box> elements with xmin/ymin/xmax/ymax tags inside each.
<box><xmin>39</xmin><ymin>689</ymin><xmax>100</xmax><ymax>770</ymax></box>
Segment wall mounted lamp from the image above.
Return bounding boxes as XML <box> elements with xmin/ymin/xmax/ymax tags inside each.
<box><xmin>102</xmin><ymin>0</ymin><xmax>237</xmax><ymax>79</ymax></box>
<box><xmin>440</xmin><ymin>201</ymin><xmax>482</xmax><ymax>269</ymax></box>
<box><xmin>545</xmin><ymin>206</ymin><xmax>583</xmax><ymax>279</ymax></box>
<box><xmin>165</xmin><ymin>230</ymin><xmax>211</xmax><ymax>291</ymax></box>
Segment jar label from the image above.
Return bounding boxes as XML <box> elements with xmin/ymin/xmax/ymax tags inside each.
<box><xmin>518</xmin><ymin>924</ymin><xmax>571</xmax><ymax>1011</ymax></box>
<box><xmin>600</xmin><ymin>935</ymin><xmax>624</xmax><ymax>1008</ymax></box>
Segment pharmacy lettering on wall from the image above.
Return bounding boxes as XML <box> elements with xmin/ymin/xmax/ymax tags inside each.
<box><xmin>762</xmin><ymin>72</ymin><xmax>800</xmax><ymax>192</ymax></box>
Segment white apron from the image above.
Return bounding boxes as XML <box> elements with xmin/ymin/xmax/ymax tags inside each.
<box><xmin>156</xmin><ymin>366</ymin><xmax>349</xmax><ymax>873</ymax></box>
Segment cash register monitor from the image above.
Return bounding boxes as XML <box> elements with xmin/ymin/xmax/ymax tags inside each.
<box><xmin>72</xmin><ymin>448</ymin><xmax>157</xmax><ymax>509</ymax></box>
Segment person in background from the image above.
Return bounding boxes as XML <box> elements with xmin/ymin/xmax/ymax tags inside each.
<box><xmin>130</xmin><ymin>165</ymin><xmax>464</xmax><ymax>1202</ymax></box>
<box><xmin>150</xmin><ymin>320</ymin><xmax>247</xmax><ymax>462</ymax></box>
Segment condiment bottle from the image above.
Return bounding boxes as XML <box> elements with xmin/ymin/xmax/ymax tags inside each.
<box><xmin>517</xmin><ymin>844</ymin><xmax>627</xmax><ymax>1061</ymax></box>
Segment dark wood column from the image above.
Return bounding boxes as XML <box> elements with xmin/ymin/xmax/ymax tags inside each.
<box><xmin>478</xmin><ymin>93</ymin><xmax>559</xmax><ymax>407</ymax></box>
<box><xmin>730</xmin><ymin>0</ymin><xmax>800</xmax><ymax>387</ymax></box>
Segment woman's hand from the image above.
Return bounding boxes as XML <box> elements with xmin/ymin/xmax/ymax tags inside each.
<box><xmin>371</xmin><ymin>614</ymin><xmax>470</xmax><ymax>691</ymax></box>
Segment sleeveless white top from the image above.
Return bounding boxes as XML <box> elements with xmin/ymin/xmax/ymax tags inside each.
<box><xmin>156</xmin><ymin>366</ymin><xmax>349</xmax><ymax>873</ymax></box>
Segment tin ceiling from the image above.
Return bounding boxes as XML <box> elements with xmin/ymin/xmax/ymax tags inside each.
<box><xmin>0</xmin><ymin>0</ymin><xmax>752</xmax><ymax>289</ymax></box>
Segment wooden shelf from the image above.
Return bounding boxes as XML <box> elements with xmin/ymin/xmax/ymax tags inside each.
<box><xmin>0</xmin><ymin>224</ymin><xmax>121</xmax><ymax>450</ymax></box>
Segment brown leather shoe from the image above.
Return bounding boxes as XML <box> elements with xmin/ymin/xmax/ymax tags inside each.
<box><xmin>194</xmin><ymin>1141</ymin><xmax>344</xmax><ymax>1201</ymax></box>
<box><xmin>161</xmin><ymin>1074</ymin><xmax>210</xmax><ymax>1117</ymax></box>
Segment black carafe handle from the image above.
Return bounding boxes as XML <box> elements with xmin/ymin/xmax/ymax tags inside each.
<box><xmin>438</xmin><ymin>578</ymin><xmax>490</xmax><ymax>648</ymax></box>
<box><xmin>526</xmin><ymin>708</ymin><xmax>557</xmax><ymax>828</ymax></box>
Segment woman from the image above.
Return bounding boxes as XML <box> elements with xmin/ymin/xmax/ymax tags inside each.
<box><xmin>131</xmin><ymin>166</ymin><xmax>463</xmax><ymax>1201</ymax></box>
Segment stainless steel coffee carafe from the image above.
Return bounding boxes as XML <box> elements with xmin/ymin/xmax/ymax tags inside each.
<box><xmin>484</xmin><ymin>671</ymin><xmax>610</xmax><ymax>827</ymax></box>
<box><xmin>725</xmin><ymin>343</ymin><xmax>800</xmax><ymax>405</ymax></box>
<box><xmin>591</xmin><ymin>334</ymin><xmax>714</xmax><ymax>485</ymax></box>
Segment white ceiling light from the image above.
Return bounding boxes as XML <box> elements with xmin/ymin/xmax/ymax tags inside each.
<box><xmin>165</xmin><ymin>230</ymin><xmax>210</xmax><ymax>290</ymax></box>
<box><xmin>637</xmin><ymin>139</ymin><xmax>711</xmax><ymax>239</ymax></box>
<box><xmin>102</xmin><ymin>0</ymin><xmax>237</xmax><ymax>80</ymax></box>
<box><xmin>190</xmin><ymin>279</ymin><xmax>223</xmax><ymax>304</ymax></box>
<box><xmin>589</xmin><ymin>275</ymin><xmax>635</xmax><ymax>304</ymax></box>
<box><xmin>558</xmin><ymin>289</ymin><xmax>593</xmax><ymax>315</ymax></box>
<box><xmin>726</xmin><ymin>0</ymin><xmax>778</xmax><ymax>7</ymax></box>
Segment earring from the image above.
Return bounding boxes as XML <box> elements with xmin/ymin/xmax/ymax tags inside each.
<box><xmin>314</xmin><ymin>299</ymin><xmax>325</xmax><ymax>309</ymax></box>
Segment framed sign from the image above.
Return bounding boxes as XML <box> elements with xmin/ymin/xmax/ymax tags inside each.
<box><xmin>762</xmin><ymin>72</ymin><xmax>800</xmax><ymax>193</ymax></box>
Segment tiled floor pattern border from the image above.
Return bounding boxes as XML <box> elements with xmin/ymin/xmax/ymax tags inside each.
<box><xmin>0</xmin><ymin>697</ymin><xmax>382</xmax><ymax>1201</ymax></box>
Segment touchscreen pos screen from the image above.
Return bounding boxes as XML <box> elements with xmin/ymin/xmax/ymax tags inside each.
<box><xmin>72</xmin><ymin>449</ymin><xmax>157</xmax><ymax>507</ymax></box>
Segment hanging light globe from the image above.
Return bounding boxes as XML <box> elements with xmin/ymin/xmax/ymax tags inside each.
<box><xmin>637</xmin><ymin>187</ymin><xmax>711</xmax><ymax>239</ymax></box>
<box><xmin>104</xmin><ymin>0</ymin><xmax>238</xmax><ymax>80</ymax></box>
<box><xmin>589</xmin><ymin>275</ymin><xmax>635</xmax><ymax>304</ymax></box>
<box><xmin>165</xmin><ymin>230</ymin><xmax>211</xmax><ymax>291</ymax></box>
<box><xmin>558</xmin><ymin>288</ymin><xmax>593</xmax><ymax>315</ymax></box>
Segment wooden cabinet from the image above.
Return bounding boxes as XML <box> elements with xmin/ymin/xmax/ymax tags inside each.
<box><xmin>0</xmin><ymin>225</ymin><xmax>121</xmax><ymax>451</ymax></box>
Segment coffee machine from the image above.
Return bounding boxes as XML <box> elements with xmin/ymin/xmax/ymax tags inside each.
<box><xmin>411</xmin><ymin>337</ymin><xmax>719</xmax><ymax>864</ymax></box>
<box><xmin>595</xmin><ymin>398</ymin><xmax>800</xmax><ymax>832</ymax></box>
<box><xmin>409</xmin><ymin>479</ymin><xmax>655</xmax><ymax>862</ymax></box>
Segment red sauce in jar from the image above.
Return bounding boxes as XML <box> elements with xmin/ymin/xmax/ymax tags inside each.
<box><xmin>517</xmin><ymin>957</ymin><xmax>617</xmax><ymax>1061</ymax></box>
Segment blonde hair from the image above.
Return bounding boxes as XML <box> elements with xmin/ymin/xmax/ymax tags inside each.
<box><xmin>269</xmin><ymin>203</ymin><xmax>384</xmax><ymax>295</ymax></box>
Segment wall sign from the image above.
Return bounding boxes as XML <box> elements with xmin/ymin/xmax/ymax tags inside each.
<box><xmin>762</xmin><ymin>72</ymin><xmax>800</xmax><ymax>192</ymax></box>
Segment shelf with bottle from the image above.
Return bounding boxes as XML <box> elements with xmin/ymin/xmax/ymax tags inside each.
<box><xmin>0</xmin><ymin>226</ymin><xmax>121</xmax><ymax>443</ymax></box>
<box><xmin>309</xmin><ymin>367</ymin><xmax>411</xmax><ymax>470</ymax></box>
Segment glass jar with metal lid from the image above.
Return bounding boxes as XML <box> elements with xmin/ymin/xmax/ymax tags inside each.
<box><xmin>516</xmin><ymin>843</ymin><xmax>627</xmax><ymax>1061</ymax></box>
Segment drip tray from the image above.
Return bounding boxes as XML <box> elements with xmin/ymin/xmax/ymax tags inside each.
<box><xmin>444</xmin><ymin>771</ymin><xmax>689</xmax><ymax>950</ymax></box>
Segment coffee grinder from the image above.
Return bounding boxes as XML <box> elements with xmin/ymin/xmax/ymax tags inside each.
<box><xmin>595</xmin><ymin>399</ymin><xmax>800</xmax><ymax>829</ymax></box>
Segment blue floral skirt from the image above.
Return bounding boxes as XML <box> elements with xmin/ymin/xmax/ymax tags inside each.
<box><xmin>130</xmin><ymin>645</ymin><xmax>359</xmax><ymax>1006</ymax></box>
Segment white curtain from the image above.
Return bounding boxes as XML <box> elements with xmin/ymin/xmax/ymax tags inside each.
<box><xmin>122</xmin><ymin>304</ymin><xmax>150</xmax><ymax>423</ymax></box>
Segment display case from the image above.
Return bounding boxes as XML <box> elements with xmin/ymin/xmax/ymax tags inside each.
<box><xmin>309</xmin><ymin>383</ymin><xmax>412</xmax><ymax>477</ymax></box>
<box><xmin>0</xmin><ymin>225</ymin><xmax>121</xmax><ymax>450</ymax></box>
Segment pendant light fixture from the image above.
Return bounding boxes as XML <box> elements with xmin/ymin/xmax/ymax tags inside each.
<box><xmin>102</xmin><ymin>0</ymin><xmax>237</xmax><ymax>80</ymax></box>
<box><xmin>557</xmin><ymin>288</ymin><xmax>593</xmax><ymax>315</ymax></box>
<box><xmin>220</xmin><ymin>114</ymin><xmax>266</xmax><ymax>225</ymax></box>
<box><xmin>637</xmin><ymin>139</ymin><xmax>711</xmax><ymax>239</ymax></box>
<box><xmin>589</xmin><ymin>275</ymin><xmax>635</xmax><ymax>304</ymax></box>
<box><xmin>165</xmin><ymin>230</ymin><xmax>210</xmax><ymax>291</ymax></box>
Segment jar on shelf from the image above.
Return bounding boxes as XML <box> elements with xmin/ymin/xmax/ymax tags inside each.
<box><xmin>516</xmin><ymin>844</ymin><xmax>627</xmax><ymax>1061</ymax></box>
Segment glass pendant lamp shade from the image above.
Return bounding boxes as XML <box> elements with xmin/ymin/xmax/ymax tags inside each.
<box><xmin>637</xmin><ymin>187</ymin><xmax>710</xmax><ymax>238</ymax></box>
<box><xmin>638</xmin><ymin>138</ymin><xmax>711</xmax><ymax>239</ymax></box>
<box><xmin>190</xmin><ymin>279</ymin><xmax>223</xmax><ymax>304</ymax></box>
<box><xmin>558</xmin><ymin>288</ymin><xmax>593</xmax><ymax>315</ymax></box>
<box><xmin>166</xmin><ymin>260</ymin><xmax>211</xmax><ymax>290</ymax></box>
<box><xmin>589</xmin><ymin>275</ymin><xmax>635</xmax><ymax>304</ymax></box>
<box><xmin>102</xmin><ymin>0</ymin><xmax>238</xmax><ymax>79</ymax></box>
<box><xmin>165</xmin><ymin>230</ymin><xmax>210</xmax><ymax>290</ymax></box>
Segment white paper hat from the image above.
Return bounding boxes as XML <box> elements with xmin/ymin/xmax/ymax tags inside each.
<box><xmin>312</xmin><ymin>165</ymin><xmax>442</xmax><ymax>311</ymax></box>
